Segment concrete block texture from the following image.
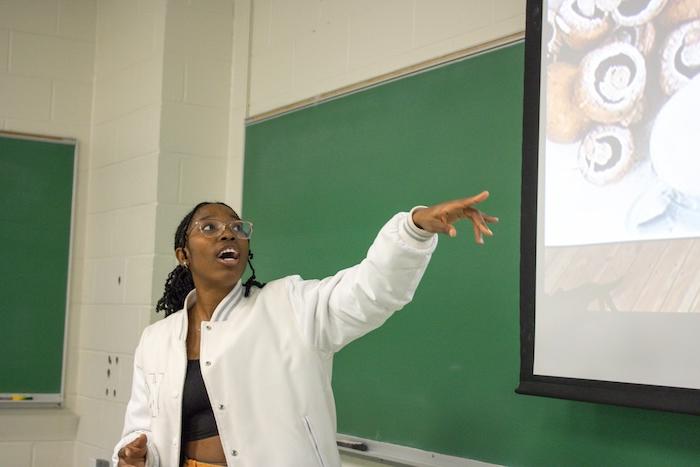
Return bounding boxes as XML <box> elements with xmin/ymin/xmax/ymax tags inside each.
<box><xmin>124</xmin><ymin>255</ymin><xmax>156</xmax><ymax>304</ymax></box>
<box><xmin>0</xmin><ymin>29</ymin><xmax>9</xmax><ymax>71</ymax></box>
<box><xmin>164</xmin><ymin>2</ymin><xmax>233</xmax><ymax>62</ymax></box>
<box><xmin>89</xmin><ymin>154</ymin><xmax>159</xmax><ymax>212</ymax></box>
<box><xmin>0</xmin><ymin>73</ymin><xmax>52</xmax><ymax>120</ymax></box>
<box><xmin>11</xmin><ymin>32</ymin><xmax>94</xmax><ymax>82</ymax></box>
<box><xmin>0</xmin><ymin>442</ymin><xmax>32</xmax><ymax>467</ymax></box>
<box><xmin>52</xmin><ymin>80</ymin><xmax>92</xmax><ymax>123</ymax></box>
<box><xmin>0</xmin><ymin>0</ymin><xmax>58</xmax><ymax>36</ymax></box>
<box><xmin>248</xmin><ymin>0</ymin><xmax>525</xmax><ymax>115</ymax></box>
<box><xmin>160</xmin><ymin>102</ymin><xmax>229</xmax><ymax>158</ymax></box>
<box><xmin>112</xmin><ymin>203</ymin><xmax>158</xmax><ymax>256</ymax></box>
<box><xmin>32</xmin><ymin>441</ymin><xmax>74</xmax><ymax>467</ymax></box>
<box><xmin>57</xmin><ymin>0</ymin><xmax>97</xmax><ymax>41</ymax></box>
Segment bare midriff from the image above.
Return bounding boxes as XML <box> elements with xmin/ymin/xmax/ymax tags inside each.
<box><xmin>184</xmin><ymin>435</ymin><xmax>227</xmax><ymax>465</ymax></box>
<box><xmin>185</xmin><ymin>304</ymin><xmax>228</xmax><ymax>466</ymax></box>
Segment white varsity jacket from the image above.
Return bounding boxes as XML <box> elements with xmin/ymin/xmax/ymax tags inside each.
<box><xmin>112</xmin><ymin>210</ymin><xmax>437</xmax><ymax>467</ymax></box>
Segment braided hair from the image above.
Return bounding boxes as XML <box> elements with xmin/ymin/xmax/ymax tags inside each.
<box><xmin>155</xmin><ymin>201</ymin><xmax>265</xmax><ymax>317</ymax></box>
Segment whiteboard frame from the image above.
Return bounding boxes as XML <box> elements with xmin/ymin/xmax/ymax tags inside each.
<box><xmin>0</xmin><ymin>131</ymin><xmax>77</xmax><ymax>409</ymax></box>
<box><xmin>337</xmin><ymin>434</ymin><xmax>499</xmax><ymax>467</ymax></box>
<box><xmin>516</xmin><ymin>0</ymin><xmax>700</xmax><ymax>416</ymax></box>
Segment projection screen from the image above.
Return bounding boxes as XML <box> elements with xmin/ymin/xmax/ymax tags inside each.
<box><xmin>518</xmin><ymin>0</ymin><xmax>700</xmax><ymax>414</ymax></box>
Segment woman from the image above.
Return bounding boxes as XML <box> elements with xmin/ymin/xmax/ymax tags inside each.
<box><xmin>113</xmin><ymin>192</ymin><xmax>497</xmax><ymax>467</ymax></box>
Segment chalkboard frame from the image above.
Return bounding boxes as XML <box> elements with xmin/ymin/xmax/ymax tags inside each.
<box><xmin>516</xmin><ymin>0</ymin><xmax>700</xmax><ymax>416</ymax></box>
<box><xmin>0</xmin><ymin>131</ymin><xmax>77</xmax><ymax>407</ymax></box>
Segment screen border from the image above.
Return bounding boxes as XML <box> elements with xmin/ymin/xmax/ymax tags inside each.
<box><xmin>516</xmin><ymin>0</ymin><xmax>700</xmax><ymax>416</ymax></box>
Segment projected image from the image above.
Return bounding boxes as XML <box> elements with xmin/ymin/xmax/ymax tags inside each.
<box><xmin>543</xmin><ymin>0</ymin><xmax>700</xmax><ymax>246</ymax></box>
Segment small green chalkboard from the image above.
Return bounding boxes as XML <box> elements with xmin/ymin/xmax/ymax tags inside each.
<box><xmin>0</xmin><ymin>133</ymin><xmax>75</xmax><ymax>404</ymax></box>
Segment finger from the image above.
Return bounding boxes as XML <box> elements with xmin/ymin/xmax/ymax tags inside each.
<box><xmin>438</xmin><ymin>213</ymin><xmax>456</xmax><ymax>237</ymax></box>
<box><xmin>472</xmin><ymin>220</ymin><xmax>483</xmax><ymax>244</ymax></box>
<box><xmin>475</xmin><ymin>212</ymin><xmax>493</xmax><ymax>236</ymax></box>
<box><xmin>438</xmin><ymin>220</ymin><xmax>456</xmax><ymax>237</ymax></box>
<box><xmin>460</xmin><ymin>190</ymin><xmax>489</xmax><ymax>207</ymax></box>
<box><xmin>481</xmin><ymin>214</ymin><xmax>499</xmax><ymax>224</ymax></box>
<box><xmin>132</xmin><ymin>434</ymin><xmax>147</xmax><ymax>448</ymax></box>
<box><xmin>477</xmin><ymin>222</ymin><xmax>492</xmax><ymax>236</ymax></box>
<box><xmin>447</xmin><ymin>224</ymin><xmax>457</xmax><ymax>238</ymax></box>
<box><xmin>125</xmin><ymin>446</ymin><xmax>147</xmax><ymax>460</ymax></box>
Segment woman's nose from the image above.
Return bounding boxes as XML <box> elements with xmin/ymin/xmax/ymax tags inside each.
<box><xmin>219</xmin><ymin>228</ymin><xmax>236</xmax><ymax>239</ymax></box>
<box><xmin>219</xmin><ymin>223</ymin><xmax>241</xmax><ymax>240</ymax></box>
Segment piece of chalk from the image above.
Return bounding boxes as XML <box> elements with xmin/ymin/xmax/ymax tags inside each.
<box><xmin>336</xmin><ymin>440</ymin><xmax>369</xmax><ymax>451</ymax></box>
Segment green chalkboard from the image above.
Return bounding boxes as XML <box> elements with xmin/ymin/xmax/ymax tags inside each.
<box><xmin>243</xmin><ymin>44</ymin><xmax>700</xmax><ymax>466</ymax></box>
<box><xmin>0</xmin><ymin>134</ymin><xmax>75</xmax><ymax>402</ymax></box>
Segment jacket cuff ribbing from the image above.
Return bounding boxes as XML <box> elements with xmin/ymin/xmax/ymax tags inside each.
<box><xmin>399</xmin><ymin>207</ymin><xmax>436</xmax><ymax>250</ymax></box>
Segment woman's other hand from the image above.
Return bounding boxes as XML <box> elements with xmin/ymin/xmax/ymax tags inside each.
<box><xmin>117</xmin><ymin>433</ymin><xmax>148</xmax><ymax>467</ymax></box>
<box><xmin>412</xmin><ymin>191</ymin><xmax>498</xmax><ymax>244</ymax></box>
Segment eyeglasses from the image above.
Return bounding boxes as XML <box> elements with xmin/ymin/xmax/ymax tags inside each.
<box><xmin>190</xmin><ymin>219</ymin><xmax>254</xmax><ymax>239</ymax></box>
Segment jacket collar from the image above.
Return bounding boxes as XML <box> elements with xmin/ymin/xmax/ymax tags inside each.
<box><xmin>177</xmin><ymin>281</ymin><xmax>244</xmax><ymax>340</ymax></box>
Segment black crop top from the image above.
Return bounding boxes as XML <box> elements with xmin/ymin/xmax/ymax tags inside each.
<box><xmin>181</xmin><ymin>360</ymin><xmax>219</xmax><ymax>442</ymax></box>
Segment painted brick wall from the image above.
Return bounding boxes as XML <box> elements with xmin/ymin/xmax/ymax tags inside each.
<box><xmin>248</xmin><ymin>0</ymin><xmax>525</xmax><ymax>115</ymax></box>
<box><xmin>0</xmin><ymin>0</ymin><xmax>95</xmax><ymax>466</ymax></box>
<box><xmin>73</xmin><ymin>0</ymin><xmax>166</xmax><ymax>464</ymax></box>
<box><xmin>156</xmin><ymin>0</ymin><xmax>236</xmax><ymax>306</ymax></box>
<box><xmin>73</xmin><ymin>1</ymin><xmax>236</xmax><ymax>465</ymax></box>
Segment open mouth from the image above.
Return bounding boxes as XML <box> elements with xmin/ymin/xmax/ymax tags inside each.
<box><xmin>217</xmin><ymin>247</ymin><xmax>240</xmax><ymax>264</ymax></box>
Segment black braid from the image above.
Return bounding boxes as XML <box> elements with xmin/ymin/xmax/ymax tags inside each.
<box><xmin>156</xmin><ymin>264</ymin><xmax>195</xmax><ymax>317</ymax></box>
<box><xmin>155</xmin><ymin>201</ymin><xmax>266</xmax><ymax>317</ymax></box>
<box><xmin>243</xmin><ymin>253</ymin><xmax>266</xmax><ymax>297</ymax></box>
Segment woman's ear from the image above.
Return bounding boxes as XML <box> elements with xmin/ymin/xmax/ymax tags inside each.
<box><xmin>175</xmin><ymin>247</ymin><xmax>188</xmax><ymax>267</ymax></box>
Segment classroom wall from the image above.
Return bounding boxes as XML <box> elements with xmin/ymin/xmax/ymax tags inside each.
<box><xmin>74</xmin><ymin>0</ymin><xmax>237</xmax><ymax>465</ymax></box>
<box><xmin>0</xmin><ymin>1</ymin><xmax>525</xmax><ymax>466</ymax></box>
<box><xmin>72</xmin><ymin>0</ymin><xmax>166</xmax><ymax>463</ymax></box>
<box><xmin>157</xmin><ymin>0</ymin><xmax>236</xmax><ymax>311</ymax></box>
<box><xmin>247</xmin><ymin>0</ymin><xmax>525</xmax><ymax>115</ymax></box>
<box><xmin>0</xmin><ymin>1</ymin><xmax>94</xmax><ymax>466</ymax></box>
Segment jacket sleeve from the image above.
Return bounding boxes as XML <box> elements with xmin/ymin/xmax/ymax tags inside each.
<box><xmin>287</xmin><ymin>209</ymin><xmax>437</xmax><ymax>353</ymax></box>
<box><xmin>112</xmin><ymin>330</ymin><xmax>161</xmax><ymax>467</ymax></box>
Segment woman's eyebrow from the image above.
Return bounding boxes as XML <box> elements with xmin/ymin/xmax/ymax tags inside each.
<box><xmin>196</xmin><ymin>214</ymin><xmax>238</xmax><ymax>221</ymax></box>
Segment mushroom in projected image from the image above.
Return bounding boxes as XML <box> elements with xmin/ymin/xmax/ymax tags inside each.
<box><xmin>660</xmin><ymin>20</ymin><xmax>700</xmax><ymax>96</ymax></box>
<box><xmin>575</xmin><ymin>42</ymin><xmax>647</xmax><ymax>126</ymax></box>
<box><xmin>547</xmin><ymin>62</ymin><xmax>591</xmax><ymax>142</ymax></box>
<box><xmin>611</xmin><ymin>0</ymin><xmax>668</xmax><ymax>26</ymax></box>
<box><xmin>578</xmin><ymin>124</ymin><xmax>635</xmax><ymax>185</ymax></box>
<box><xmin>608</xmin><ymin>21</ymin><xmax>656</xmax><ymax>56</ymax></box>
<box><xmin>661</xmin><ymin>0</ymin><xmax>700</xmax><ymax>27</ymax></box>
<box><xmin>556</xmin><ymin>0</ymin><xmax>612</xmax><ymax>49</ymax></box>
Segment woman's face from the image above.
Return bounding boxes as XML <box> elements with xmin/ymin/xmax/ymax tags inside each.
<box><xmin>176</xmin><ymin>203</ymin><xmax>250</xmax><ymax>290</ymax></box>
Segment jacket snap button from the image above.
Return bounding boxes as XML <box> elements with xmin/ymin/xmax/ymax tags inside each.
<box><xmin>231</xmin><ymin>450</ymin><xmax>238</xmax><ymax>456</ymax></box>
<box><xmin>205</xmin><ymin>361</ymin><xmax>211</xmax><ymax>366</ymax></box>
<box><xmin>206</xmin><ymin>325</ymin><xmax>212</xmax><ymax>330</ymax></box>
<box><xmin>218</xmin><ymin>403</ymin><xmax>225</xmax><ymax>410</ymax></box>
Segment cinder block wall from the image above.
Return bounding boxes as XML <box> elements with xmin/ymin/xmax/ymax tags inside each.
<box><xmin>72</xmin><ymin>0</ymin><xmax>167</xmax><ymax>463</ymax></box>
<box><xmin>248</xmin><ymin>0</ymin><xmax>525</xmax><ymax>115</ymax></box>
<box><xmin>0</xmin><ymin>0</ymin><xmax>95</xmax><ymax>466</ymax></box>
<box><xmin>74</xmin><ymin>0</ymin><xmax>236</xmax><ymax>464</ymax></box>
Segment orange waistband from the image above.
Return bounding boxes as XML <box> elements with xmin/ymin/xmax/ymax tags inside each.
<box><xmin>183</xmin><ymin>458</ymin><xmax>227</xmax><ymax>467</ymax></box>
